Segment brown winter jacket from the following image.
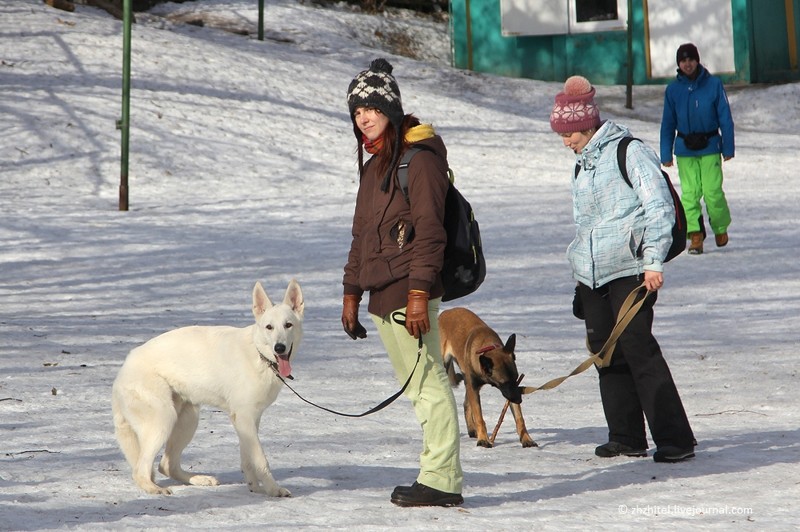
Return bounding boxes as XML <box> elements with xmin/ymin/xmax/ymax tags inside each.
<box><xmin>343</xmin><ymin>134</ymin><xmax>448</xmax><ymax>318</ymax></box>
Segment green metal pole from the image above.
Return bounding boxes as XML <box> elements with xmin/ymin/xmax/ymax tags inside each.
<box><xmin>625</xmin><ymin>0</ymin><xmax>633</xmax><ymax>109</ymax></box>
<box><xmin>465</xmin><ymin>0</ymin><xmax>473</xmax><ymax>71</ymax></box>
<box><xmin>258</xmin><ymin>0</ymin><xmax>264</xmax><ymax>41</ymax></box>
<box><xmin>117</xmin><ymin>0</ymin><xmax>131</xmax><ymax>211</ymax></box>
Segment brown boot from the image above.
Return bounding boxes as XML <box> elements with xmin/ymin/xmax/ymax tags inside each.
<box><xmin>688</xmin><ymin>232</ymin><xmax>704</xmax><ymax>255</ymax></box>
<box><xmin>715</xmin><ymin>233</ymin><xmax>728</xmax><ymax>247</ymax></box>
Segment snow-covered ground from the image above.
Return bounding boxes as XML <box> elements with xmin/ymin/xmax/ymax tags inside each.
<box><xmin>1</xmin><ymin>0</ymin><xmax>799</xmax><ymax>529</ymax></box>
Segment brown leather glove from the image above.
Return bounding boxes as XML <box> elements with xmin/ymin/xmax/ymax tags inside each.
<box><xmin>404</xmin><ymin>290</ymin><xmax>430</xmax><ymax>338</ymax></box>
<box><xmin>342</xmin><ymin>294</ymin><xmax>367</xmax><ymax>340</ymax></box>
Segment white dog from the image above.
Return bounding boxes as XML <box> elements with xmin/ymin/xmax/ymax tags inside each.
<box><xmin>111</xmin><ymin>279</ymin><xmax>304</xmax><ymax>497</ymax></box>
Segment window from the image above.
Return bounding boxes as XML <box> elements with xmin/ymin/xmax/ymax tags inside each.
<box><xmin>500</xmin><ymin>0</ymin><xmax>627</xmax><ymax>37</ymax></box>
<box><xmin>570</xmin><ymin>0</ymin><xmax>627</xmax><ymax>33</ymax></box>
<box><xmin>576</xmin><ymin>0</ymin><xmax>618</xmax><ymax>22</ymax></box>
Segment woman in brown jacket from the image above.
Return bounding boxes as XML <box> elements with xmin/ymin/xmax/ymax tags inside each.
<box><xmin>341</xmin><ymin>58</ymin><xmax>463</xmax><ymax>507</ymax></box>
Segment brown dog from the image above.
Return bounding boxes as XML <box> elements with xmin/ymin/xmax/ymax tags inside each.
<box><xmin>439</xmin><ymin>307</ymin><xmax>536</xmax><ymax>448</ymax></box>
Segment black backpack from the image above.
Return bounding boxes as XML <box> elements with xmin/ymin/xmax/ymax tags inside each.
<box><xmin>574</xmin><ymin>137</ymin><xmax>687</xmax><ymax>262</ymax></box>
<box><xmin>396</xmin><ymin>145</ymin><xmax>486</xmax><ymax>302</ymax></box>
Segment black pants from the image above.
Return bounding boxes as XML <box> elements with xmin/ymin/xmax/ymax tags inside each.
<box><xmin>578</xmin><ymin>276</ymin><xmax>694</xmax><ymax>450</ymax></box>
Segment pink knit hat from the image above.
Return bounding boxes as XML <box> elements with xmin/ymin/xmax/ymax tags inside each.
<box><xmin>550</xmin><ymin>76</ymin><xmax>601</xmax><ymax>134</ymax></box>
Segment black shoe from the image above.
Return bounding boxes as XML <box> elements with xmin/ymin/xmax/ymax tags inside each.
<box><xmin>595</xmin><ymin>441</ymin><xmax>647</xmax><ymax>458</ymax></box>
<box><xmin>653</xmin><ymin>446</ymin><xmax>695</xmax><ymax>463</ymax></box>
<box><xmin>391</xmin><ymin>481</ymin><xmax>417</xmax><ymax>499</ymax></box>
<box><xmin>390</xmin><ymin>482</ymin><xmax>463</xmax><ymax>507</ymax></box>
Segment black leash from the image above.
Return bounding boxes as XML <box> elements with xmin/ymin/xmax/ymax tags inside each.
<box><xmin>269</xmin><ymin>311</ymin><xmax>422</xmax><ymax>418</ymax></box>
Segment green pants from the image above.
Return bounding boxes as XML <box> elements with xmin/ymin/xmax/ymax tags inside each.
<box><xmin>371</xmin><ymin>298</ymin><xmax>463</xmax><ymax>494</ymax></box>
<box><xmin>676</xmin><ymin>153</ymin><xmax>731</xmax><ymax>235</ymax></box>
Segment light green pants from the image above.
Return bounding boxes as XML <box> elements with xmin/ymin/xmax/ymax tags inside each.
<box><xmin>676</xmin><ymin>153</ymin><xmax>731</xmax><ymax>235</ymax></box>
<box><xmin>371</xmin><ymin>297</ymin><xmax>463</xmax><ymax>494</ymax></box>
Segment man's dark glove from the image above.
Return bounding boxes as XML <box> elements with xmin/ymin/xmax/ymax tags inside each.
<box><xmin>342</xmin><ymin>294</ymin><xmax>367</xmax><ymax>339</ymax></box>
<box><xmin>405</xmin><ymin>290</ymin><xmax>430</xmax><ymax>339</ymax></box>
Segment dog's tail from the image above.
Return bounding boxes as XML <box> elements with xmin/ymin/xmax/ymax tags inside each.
<box><xmin>442</xmin><ymin>355</ymin><xmax>464</xmax><ymax>387</ymax></box>
<box><xmin>111</xmin><ymin>384</ymin><xmax>140</xmax><ymax>469</ymax></box>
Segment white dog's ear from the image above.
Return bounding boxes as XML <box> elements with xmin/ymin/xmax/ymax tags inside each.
<box><xmin>284</xmin><ymin>279</ymin><xmax>304</xmax><ymax>317</ymax></box>
<box><xmin>252</xmin><ymin>281</ymin><xmax>273</xmax><ymax>319</ymax></box>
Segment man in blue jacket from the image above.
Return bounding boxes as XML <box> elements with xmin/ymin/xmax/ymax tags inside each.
<box><xmin>661</xmin><ymin>43</ymin><xmax>734</xmax><ymax>255</ymax></box>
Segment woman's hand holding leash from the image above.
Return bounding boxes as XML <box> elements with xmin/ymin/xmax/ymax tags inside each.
<box><xmin>405</xmin><ymin>290</ymin><xmax>430</xmax><ymax>338</ymax></box>
<box><xmin>342</xmin><ymin>294</ymin><xmax>367</xmax><ymax>339</ymax></box>
<box><xmin>643</xmin><ymin>270</ymin><xmax>663</xmax><ymax>292</ymax></box>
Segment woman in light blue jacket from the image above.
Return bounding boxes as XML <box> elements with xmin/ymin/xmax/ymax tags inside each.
<box><xmin>567</xmin><ymin>119</ymin><xmax>674</xmax><ymax>289</ymax></box>
<box><xmin>551</xmin><ymin>76</ymin><xmax>696</xmax><ymax>463</ymax></box>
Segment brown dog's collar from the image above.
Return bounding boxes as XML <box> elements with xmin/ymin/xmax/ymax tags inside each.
<box><xmin>476</xmin><ymin>344</ymin><xmax>501</xmax><ymax>354</ymax></box>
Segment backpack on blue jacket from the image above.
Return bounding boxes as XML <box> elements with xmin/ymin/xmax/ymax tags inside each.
<box><xmin>396</xmin><ymin>145</ymin><xmax>486</xmax><ymax>302</ymax></box>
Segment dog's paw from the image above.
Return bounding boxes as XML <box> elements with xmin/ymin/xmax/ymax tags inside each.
<box><xmin>266</xmin><ymin>486</ymin><xmax>292</xmax><ymax>497</ymax></box>
<box><xmin>188</xmin><ymin>474</ymin><xmax>219</xmax><ymax>487</ymax></box>
<box><xmin>142</xmin><ymin>484</ymin><xmax>173</xmax><ymax>496</ymax></box>
<box><xmin>521</xmin><ymin>437</ymin><xmax>539</xmax><ymax>448</ymax></box>
<box><xmin>476</xmin><ymin>439</ymin><xmax>493</xmax><ymax>448</ymax></box>
<box><xmin>136</xmin><ymin>476</ymin><xmax>173</xmax><ymax>495</ymax></box>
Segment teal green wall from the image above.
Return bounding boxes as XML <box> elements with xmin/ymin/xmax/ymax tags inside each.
<box><xmin>450</xmin><ymin>0</ymin><xmax>755</xmax><ymax>85</ymax></box>
<box><xmin>746</xmin><ymin>0</ymin><xmax>800</xmax><ymax>82</ymax></box>
<box><xmin>734</xmin><ymin>0</ymin><xmax>752</xmax><ymax>82</ymax></box>
<box><xmin>450</xmin><ymin>0</ymin><xmax>560</xmax><ymax>79</ymax></box>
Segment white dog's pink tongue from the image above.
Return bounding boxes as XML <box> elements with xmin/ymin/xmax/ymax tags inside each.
<box><xmin>277</xmin><ymin>356</ymin><xmax>292</xmax><ymax>378</ymax></box>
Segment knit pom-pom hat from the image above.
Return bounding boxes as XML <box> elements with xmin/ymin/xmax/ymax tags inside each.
<box><xmin>347</xmin><ymin>58</ymin><xmax>404</xmax><ymax>127</ymax></box>
<box><xmin>549</xmin><ymin>75</ymin><xmax>602</xmax><ymax>134</ymax></box>
<box><xmin>346</xmin><ymin>58</ymin><xmax>406</xmax><ymax>192</ymax></box>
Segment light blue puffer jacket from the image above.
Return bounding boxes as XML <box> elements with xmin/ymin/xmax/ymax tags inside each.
<box><xmin>568</xmin><ymin>121</ymin><xmax>675</xmax><ymax>288</ymax></box>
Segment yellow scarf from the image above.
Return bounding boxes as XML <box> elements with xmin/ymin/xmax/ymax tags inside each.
<box><xmin>405</xmin><ymin>123</ymin><xmax>436</xmax><ymax>144</ymax></box>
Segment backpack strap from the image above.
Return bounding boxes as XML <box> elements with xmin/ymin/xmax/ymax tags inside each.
<box><xmin>616</xmin><ymin>136</ymin><xmax>635</xmax><ymax>188</ymax></box>
<box><xmin>573</xmin><ymin>136</ymin><xmax>637</xmax><ymax>185</ymax></box>
<box><xmin>396</xmin><ymin>144</ymin><xmax>437</xmax><ymax>204</ymax></box>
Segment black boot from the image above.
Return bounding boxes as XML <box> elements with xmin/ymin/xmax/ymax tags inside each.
<box><xmin>390</xmin><ymin>482</ymin><xmax>463</xmax><ymax>507</ymax></box>
<box><xmin>391</xmin><ymin>481</ymin><xmax>417</xmax><ymax>499</ymax></box>
<box><xmin>653</xmin><ymin>446</ymin><xmax>695</xmax><ymax>463</ymax></box>
<box><xmin>595</xmin><ymin>441</ymin><xmax>647</xmax><ymax>458</ymax></box>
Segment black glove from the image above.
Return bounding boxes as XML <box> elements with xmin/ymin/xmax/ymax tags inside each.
<box><xmin>572</xmin><ymin>284</ymin><xmax>585</xmax><ymax>320</ymax></box>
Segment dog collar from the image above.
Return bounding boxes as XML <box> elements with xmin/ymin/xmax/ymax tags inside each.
<box><xmin>256</xmin><ymin>344</ymin><xmax>294</xmax><ymax>380</ymax></box>
<box><xmin>476</xmin><ymin>344</ymin><xmax>502</xmax><ymax>354</ymax></box>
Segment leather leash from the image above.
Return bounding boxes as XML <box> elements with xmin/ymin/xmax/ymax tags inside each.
<box><xmin>520</xmin><ymin>282</ymin><xmax>653</xmax><ymax>395</ymax></box>
<box><xmin>269</xmin><ymin>311</ymin><xmax>422</xmax><ymax>418</ymax></box>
